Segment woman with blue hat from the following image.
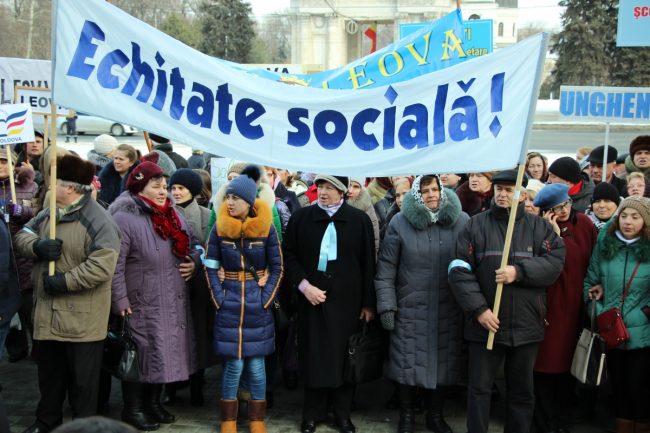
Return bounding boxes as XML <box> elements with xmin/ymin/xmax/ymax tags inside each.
<box><xmin>531</xmin><ymin>183</ymin><xmax>598</xmax><ymax>433</ymax></box>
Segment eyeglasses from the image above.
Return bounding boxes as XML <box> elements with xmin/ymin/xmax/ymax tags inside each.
<box><xmin>551</xmin><ymin>201</ymin><xmax>571</xmax><ymax>213</ymax></box>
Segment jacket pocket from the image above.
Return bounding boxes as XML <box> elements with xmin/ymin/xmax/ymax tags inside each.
<box><xmin>51</xmin><ymin>298</ymin><xmax>92</xmax><ymax>338</ymax></box>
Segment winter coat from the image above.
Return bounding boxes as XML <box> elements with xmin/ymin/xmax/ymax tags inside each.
<box><xmin>187</xmin><ymin>153</ymin><xmax>206</xmax><ymax>170</ymax></box>
<box><xmin>205</xmin><ymin>199</ymin><xmax>283</xmax><ymax>359</ymax></box>
<box><xmin>98</xmin><ymin>160</ymin><xmax>139</xmax><ymax>205</ymax></box>
<box><xmin>14</xmin><ymin>193</ymin><xmax>121</xmax><ymax>342</ymax></box>
<box><xmin>109</xmin><ymin>192</ymin><xmax>202</xmax><ymax>383</ymax></box>
<box><xmin>86</xmin><ymin>150</ymin><xmax>113</xmax><ymax>174</ymax></box>
<box><xmin>583</xmin><ymin>224</ymin><xmax>650</xmax><ymax>350</ymax></box>
<box><xmin>570</xmin><ymin>173</ymin><xmax>595</xmax><ymax>213</ymax></box>
<box><xmin>176</xmin><ymin>199</ymin><xmax>214</xmax><ymax>368</ymax></box>
<box><xmin>0</xmin><ymin>214</ymin><xmax>21</xmax><ymax>327</ymax></box>
<box><xmin>625</xmin><ymin>155</ymin><xmax>650</xmax><ymax>197</ymax></box>
<box><xmin>380</xmin><ymin>203</ymin><xmax>400</xmax><ymax>240</ymax></box>
<box><xmin>1</xmin><ymin>174</ymin><xmax>38</xmax><ymax>292</ymax></box>
<box><xmin>455</xmin><ymin>181</ymin><xmax>493</xmax><ymax>217</ymax></box>
<box><xmin>15</xmin><ymin>151</ymin><xmax>43</xmax><ymax>186</ymax></box>
<box><xmin>606</xmin><ymin>176</ymin><xmax>628</xmax><ymax>198</ymax></box>
<box><xmin>375</xmin><ymin>189</ymin><xmax>469</xmax><ymax>388</ymax></box>
<box><xmin>154</xmin><ymin>142</ymin><xmax>189</xmax><ymax>169</ymax></box>
<box><xmin>374</xmin><ymin>190</ymin><xmax>395</xmax><ymax>235</ymax></box>
<box><xmin>284</xmin><ymin>202</ymin><xmax>376</xmax><ymax>388</ymax></box>
<box><xmin>347</xmin><ymin>188</ymin><xmax>380</xmax><ymax>256</ymax></box>
<box><xmin>449</xmin><ymin>201</ymin><xmax>565</xmax><ymax>346</ymax></box>
<box><xmin>535</xmin><ymin>212</ymin><xmax>597</xmax><ymax>373</ymax></box>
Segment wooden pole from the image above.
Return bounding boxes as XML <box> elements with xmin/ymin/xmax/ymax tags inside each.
<box><xmin>143</xmin><ymin>131</ymin><xmax>153</xmax><ymax>153</ymax></box>
<box><xmin>43</xmin><ymin>114</ymin><xmax>49</xmax><ymax>148</ymax></box>
<box><xmin>5</xmin><ymin>143</ymin><xmax>17</xmax><ymax>204</ymax></box>
<box><xmin>48</xmin><ymin>103</ymin><xmax>58</xmax><ymax>276</ymax></box>
<box><xmin>486</xmin><ymin>163</ymin><xmax>527</xmax><ymax>350</ymax></box>
<box><xmin>457</xmin><ymin>0</ymin><xmax>461</xmax><ymax>9</ymax></box>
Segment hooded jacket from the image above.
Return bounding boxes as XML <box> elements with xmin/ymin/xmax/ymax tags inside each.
<box><xmin>375</xmin><ymin>188</ymin><xmax>469</xmax><ymax>388</ymax></box>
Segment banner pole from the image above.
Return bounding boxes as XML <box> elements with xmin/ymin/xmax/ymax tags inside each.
<box><xmin>602</xmin><ymin>122</ymin><xmax>610</xmax><ymax>183</ymax></box>
<box><xmin>43</xmin><ymin>114</ymin><xmax>50</xmax><ymax>148</ymax></box>
<box><xmin>143</xmin><ymin>131</ymin><xmax>153</xmax><ymax>153</ymax></box>
<box><xmin>486</xmin><ymin>33</ymin><xmax>549</xmax><ymax>350</ymax></box>
<box><xmin>5</xmin><ymin>143</ymin><xmax>17</xmax><ymax>204</ymax></box>
<box><xmin>48</xmin><ymin>103</ymin><xmax>58</xmax><ymax>276</ymax></box>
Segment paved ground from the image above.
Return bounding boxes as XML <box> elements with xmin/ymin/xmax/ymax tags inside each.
<box><xmin>2</xmin><ymin>355</ymin><xmax>610</xmax><ymax>433</ymax></box>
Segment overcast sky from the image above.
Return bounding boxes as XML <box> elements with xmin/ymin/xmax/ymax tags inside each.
<box><xmin>247</xmin><ymin>0</ymin><xmax>564</xmax><ymax>29</ymax></box>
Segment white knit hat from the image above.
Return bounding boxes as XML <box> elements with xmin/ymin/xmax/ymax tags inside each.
<box><xmin>93</xmin><ymin>134</ymin><xmax>118</xmax><ymax>156</ymax></box>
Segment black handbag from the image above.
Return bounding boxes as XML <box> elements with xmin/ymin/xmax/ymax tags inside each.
<box><xmin>103</xmin><ymin>315</ymin><xmax>140</xmax><ymax>382</ymax></box>
<box><xmin>344</xmin><ymin>320</ymin><xmax>384</xmax><ymax>384</ymax></box>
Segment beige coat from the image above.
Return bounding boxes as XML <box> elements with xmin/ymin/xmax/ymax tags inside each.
<box><xmin>15</xmin><ymin>193</ymin><xmax>121</xmax><ymax>342</ymax></box>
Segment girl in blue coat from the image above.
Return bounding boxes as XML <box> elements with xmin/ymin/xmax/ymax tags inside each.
<box><xmin>205</xmin><ymin>166</ymin><xmax>283</xmax><ymax>433</ymax></box>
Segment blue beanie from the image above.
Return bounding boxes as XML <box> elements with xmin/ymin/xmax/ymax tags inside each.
<box><xmin>533</xmin><ymin>183</ymin><xmax>571</xmax><ymax>211</ymax></box>
<box><xmin>225</xmin><ymin>165</ymin><xmax>260</xmax><ymax>206</ymax></box>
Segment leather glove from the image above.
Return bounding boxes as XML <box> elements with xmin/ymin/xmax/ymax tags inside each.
<box><xmin>33</xmin><ymin>238</ymin><xmax>63</xmax><ymax>261</ymax></box>
<box><xmin>6</xmin><ymin>202</ymin><xmax>24</xmax><ymax>219</ymax></box>
<box><xmin>380</xmin><ymin>311</ymin><xmax>396</xmax><ymax>331</ymax></box>
<box><xmin>43</xmin><ymin>272</ymin><xmax>69</xmax><ymax>296</ymax></box>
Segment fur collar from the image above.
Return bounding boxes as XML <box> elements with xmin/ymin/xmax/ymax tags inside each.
<box><xmin>217</xmin><ymin>198</ymin><xmax>273</xmax><ymax>239</ymax></box>
<box><xmin>212</xmin><ymin>181</ymin><xmax>276</xmax><ymax>211</ymax></box>
<box><xmin>598</xmin><ymin>221</ymin><xmax>650</xmax><ymax>261</ymax></box>
<box><xmin>401</xmin><ymin>187</ymin><xmax>462</xmax><ymax>230</ymax></box>
<box><xmin>347</xmin><ymin>188</ymin><xmax>372</xmax><ymax>212</ymax></box>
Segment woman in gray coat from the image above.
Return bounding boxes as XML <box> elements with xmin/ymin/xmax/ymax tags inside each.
<box><xmin>375</xmin><ymin>174</ymin><xmax>469</xmax><ymax>433</ymax></box>
<box><xmin>109</xmin><ymin>162</ymin><xmax>202</xmax><ymax>431</ymax></box>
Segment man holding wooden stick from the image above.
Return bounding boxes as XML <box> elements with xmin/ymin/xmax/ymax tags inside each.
<box><xmin>448</xmin><ymin>169</ymin><xmax>565</xmax><ymax>433</ymax></box>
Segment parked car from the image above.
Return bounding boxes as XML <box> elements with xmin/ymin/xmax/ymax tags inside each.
<box><xmin>57</xmin><ymin>113</ymin><xmax>139</xmax><ymax>136</ymax></box>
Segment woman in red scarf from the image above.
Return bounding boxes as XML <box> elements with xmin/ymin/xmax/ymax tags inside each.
<box><xmin>109</xmin><ymin>162</ymin><xmax>203</xmax><ymax>431</ymax></box>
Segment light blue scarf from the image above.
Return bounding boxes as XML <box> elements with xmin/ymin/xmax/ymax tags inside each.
<box><xmin>316</xmin><ymin>199</ymin><xmax>343</xmax><ymax>271</ymax></box>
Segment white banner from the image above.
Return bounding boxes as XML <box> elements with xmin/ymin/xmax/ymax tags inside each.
<box><xmin>52</xmin><ymin>0</ymin><xmax>547</xmax><ymax>176</ymax></box>
<box><xmin>0</xmin><ymin>104</ymin><xmax>35</xmax><ymax>145</ymax></box>
<box><xmin>0</xmin><ymin>57</ymin><xmax>51</xmax><ymax>105</ymax></box>
<box><xmin>14</xmin><ymin>86</ymin><xmax>69</xmax><ymax>116</ymax></box>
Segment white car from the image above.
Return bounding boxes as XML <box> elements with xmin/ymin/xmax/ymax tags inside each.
<box><xmin>57</xmin><ymin>113</ymin><xmax>139</xmax><ymax>136</ymax></box>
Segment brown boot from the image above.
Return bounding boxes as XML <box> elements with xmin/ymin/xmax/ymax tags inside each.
<box><xmin>615</xmin><ymin>419</ymin><xmax>635</xmax><ymax>433</ymax></box>
<box><xmin>220</xmin><ymin>399</ymin><xmax>238</xmax><ymax>433</ymax></box>
<box><xmin>636</xmin><ymin>422</ymin><xmax>650</xmax><ymax>433</ymax></box>
<box><xmin>248</xmin><ymin>400</ymin><xmax>267</xmax><ymax>433</ymax></box>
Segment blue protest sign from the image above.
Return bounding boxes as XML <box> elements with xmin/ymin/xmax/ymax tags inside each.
<box><xmin>559</xmin><ymin>86</ymin><xmax>650</xmax><ymax>124</ymax></box>
<box><xmin>400</xmin><ymin>19</ymin><xmax>493</xmax><ymax>58</ymax></box>
<box><xmin>617</xmin><ymin>0</ymin><xmax>650</xmax><ymax>47</ymax></box>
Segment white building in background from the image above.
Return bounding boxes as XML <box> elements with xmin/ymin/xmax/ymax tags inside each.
<box><xmin>288</xmin><ymin>0</ymin><xmax>520</xmax><ymax>70</ymax></box>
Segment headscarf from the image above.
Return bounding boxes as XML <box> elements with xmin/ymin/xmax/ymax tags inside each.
<box><xmin>411</xmin><ymin>174</ymin><xmax>448</xmax><ymax>224</ymax></box>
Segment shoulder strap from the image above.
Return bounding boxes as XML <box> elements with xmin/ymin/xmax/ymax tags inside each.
<box><xmin>233</xmin><ymin>239</ymin><xmax>260</xmax><ymax>282</ymax></box>
<box><xmin>621</xmin><ymin>260</ymin><xmax>641</xmax><ymax>305</ymax></box>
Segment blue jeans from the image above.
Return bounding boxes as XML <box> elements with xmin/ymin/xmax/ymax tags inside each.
<box><xmin>0</xmin><ymin>322</ymin><xmax>10</xmax><ymax>362</ymax></box>
<box><xmin>222</xmin><ymin>357</ymin><xmax>266</xmax><ymax>401</ymax></box>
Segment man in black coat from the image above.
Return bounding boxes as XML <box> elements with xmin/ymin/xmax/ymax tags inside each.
<box><xmin>588</xmin><ymin>145</ymin><xmax>627</xmax><ymax>197</ymax></box>
<box><xmin>283</xmin><ymin>174</ymin><xmax>376</xmax><ymax>433</ymax></box>
<box><xmin>448</xmin><ymin>169</ymin><xmax>565</xmax><ymax>433</ymax></box>
<box><xmin>149</xmin><ymin>133</ymin><xmax>189</xmax><ymax>169</ymax></box>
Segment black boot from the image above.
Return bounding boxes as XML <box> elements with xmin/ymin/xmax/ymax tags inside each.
<box><xmin>397</xmin><ymin>384</ymin><xmax>416</xmax><ymax>433</ymax></box>
<box><xmin>121</xmin><ymin>381</ymin><xmax>160</xmax><ymax>431</ymax></box>
<box><xmin>145</xmin><ymin>383</ymin><xmax>176</xmax><ymax>423</ymax></box>
<box><xmin>425</xmin><ymin>390</ymin><xmax>452</xmax><ymax>433</ymax></box>
<box><xmin>189</xmin><ymin>370</ymin><xmax>204</xmax><ymax>407</ymax></box>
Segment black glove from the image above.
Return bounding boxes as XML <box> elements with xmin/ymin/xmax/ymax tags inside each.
<box><xmin>380</xmin><ymin>311</ymin><xmax>395</xmax><ymax>331</ymax></box>
<box><xmin>43</xmin><ymin>272</ymin><xmax>68</xmax><ymax>296</ymax></box>
<box><xmin>33</xmin><ymin>238</ymin><xmax>63</xmax><ymax>261</ymax></box>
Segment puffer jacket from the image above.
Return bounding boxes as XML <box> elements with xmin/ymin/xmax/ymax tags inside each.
<box><xmin>0</xmin><ymin>214</ymin><xmax>21</xmax><ymax>327</ymax></box>
<box><xmin>583</xmin><ymin>224</ymin><xmax>650</xmax><ymax>350</ymax></box>
<box><xmin>205</xmin><ymin>198</ymin><xmax>283</xmax><ymax>359</ymax></box>
<box><xmin>14</xmin><ymin>193</ymin><xmax>121</xmax><ymax>342</ymax></box>
<box><xmin>449</xmin><ymin>201</ymin><xmax>565</xmax><ymax>346</ymax></box>
<box><xmin>375</xmin><ymin>188</ymin><xmax>469</xmax><ymax>388</ymax></box>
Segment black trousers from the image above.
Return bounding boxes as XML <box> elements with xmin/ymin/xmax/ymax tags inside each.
<box><xmin>467</xmin><ymin>341</ymin><xmax>539</xmax><ymax>433</ymax></box>
<box><xmin>608</xmin><ymin>347</ymin><xmax>650</xmax><ymax>422</ymax></box>
<box><xmin>533</xmin><ymin>372</ymin><xmax>574</xmax><ymax>432</ymax></box>
<box><xmin>35</xmin><ymin>340</ymin><xmax>104</xmax><ymax>428</ymax></box>
<box><xmin>303</xmin><ymin>383</ymin><xmax>354</xmax><ymax>422</ymax></box>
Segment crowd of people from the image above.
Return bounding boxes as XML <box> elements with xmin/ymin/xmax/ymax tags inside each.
<box><xmin>1</xmin><ymin>131</ymin><xmax>650</xmax><ymax>433</ymax></box>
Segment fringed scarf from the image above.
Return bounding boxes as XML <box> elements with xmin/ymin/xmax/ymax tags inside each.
<box><xmin>139</xmin><ymin>195</ymin><xmax>190</xmax><ymax>257</ymax></box>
